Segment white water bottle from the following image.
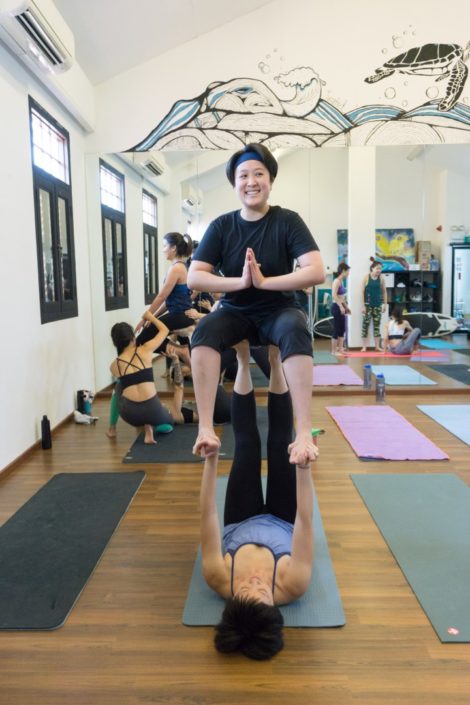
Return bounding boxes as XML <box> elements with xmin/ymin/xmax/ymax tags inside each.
<box><xmin>375</xmin><ymin>373</ymin><xmax>386</xmax><ymax>402</ymax></box>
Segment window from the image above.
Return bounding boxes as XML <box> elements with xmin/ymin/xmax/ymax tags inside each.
<box><xmin>142</xmin><ymin>190</ymin><xmax>159</xmax><ymax>304</ymax></box>
<box><xmin>100</xmin><ymin>160</ymin><xmax>128</xmax><ymax>310</ymax></box>
<box><xmin>29</xmin><ymin>97</ymin><xmax>77</xmax><ymax>323</ymax></box>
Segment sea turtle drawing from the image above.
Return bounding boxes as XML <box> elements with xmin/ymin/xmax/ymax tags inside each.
<box><xmin>365</xmin><ymin>42</ymin><xmax>470</xmax><ymax>111</ymax></box>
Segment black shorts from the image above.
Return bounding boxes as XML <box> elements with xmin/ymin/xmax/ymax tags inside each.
<box><xmin>191</xmin><ymin>306</ymin><xmax>312</xmax><ymax>362</ymax></box>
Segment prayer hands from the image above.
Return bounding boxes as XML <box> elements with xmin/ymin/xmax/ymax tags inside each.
<box><xmin>247</xmin><ymin>248</ymin><xmax>265</xmax><ymax>289</ymax></box>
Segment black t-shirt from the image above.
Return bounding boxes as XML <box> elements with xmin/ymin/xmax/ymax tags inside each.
<box><xmin>193</xmin><ymin>206</ymin><xmax>319</xmax><ymax>316</ymax></box>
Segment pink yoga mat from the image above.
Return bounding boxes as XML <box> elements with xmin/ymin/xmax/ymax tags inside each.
<box><xmin>326</xmin><ymin>405</ymin><xmax>449</xmax><ymax>460</ymax></box>
<box><xmin>344</xmin><ymin>350</ymin><xmax>447</xmax><ymax>359</ymax></box>
<box><xmin>313</xmin><ymin>365</ymin><xmax>362</xmax><ymax>386</ymax></box>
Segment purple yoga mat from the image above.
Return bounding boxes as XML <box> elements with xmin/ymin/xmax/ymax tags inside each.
<box><xmin>313</xmin><ymin>365</ymin><xmax>362</xmax><ymax>386</ymax></box>
<box><xmin>326</xmin><ymin>405</ymin><xmax>449</xmax><ymax>461</ymax></box>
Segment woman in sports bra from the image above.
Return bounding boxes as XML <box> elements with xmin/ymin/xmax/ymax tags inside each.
<box><xmin>199</xmin><ymin>341</ymin><xmax>317</xmax><ymax>660</ymax></box>
<box><xmin>110</xmin><ymin>311</ymin><xmax>173</xmax><ymax>444</ymax></box>
<box><xmin>383</xmin><ymin>306</ymin><xmax>421</xmax><ymax>355</ymax></box>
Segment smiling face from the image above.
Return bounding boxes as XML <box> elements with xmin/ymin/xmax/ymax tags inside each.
<box><xmin>234</xmin><ymin>575</ymin><xmax>274</xmax><ymax>606</ymax></box>
<box><xmin>371</xmin><ymin>263</ymin><xmax>382</xmax><ymax>277</ymax></box>
<box><xmin>234</xmin><ymin>160</ymin><xmax>272</xmax><ymax>217</ymax></box>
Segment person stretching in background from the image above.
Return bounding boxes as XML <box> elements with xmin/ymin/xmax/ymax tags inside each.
<box><xmin>383</xmin><ymin>306</ymin><xmax>421</xmax><ymax>355</ymax></box>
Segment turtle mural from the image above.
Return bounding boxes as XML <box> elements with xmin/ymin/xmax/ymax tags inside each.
<box><xmin>365</xmin><ymin>42</ymin><xmax>470</xmax><ymax>111</ymax></box>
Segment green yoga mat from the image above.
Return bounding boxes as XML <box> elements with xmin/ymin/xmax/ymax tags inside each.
<box><xmin>0</xmin><ymin>472</ymin><xmax>144</xmax><ymax>630</ymax></box>
<box><xmin>426</xmin><ymin>364</ymin><xmax>470</xmax><ymax>385</ymax></box>
<box><xmin>313</xmin><ymin>351</ymin><xmax>339</xmax><ymax>364</ymax></box>
<box><xmin>183</xmin><ymin>477</ymin><xmax>345</xmax><ymax>627</ymax></box>
<box><xmin>352</xmin><ymin>473</ymin><xmax>470</xmax><ymax>642</ymax></box>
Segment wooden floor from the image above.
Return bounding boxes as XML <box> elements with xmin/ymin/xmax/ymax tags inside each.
<box><xmin>1</xmin><ymin>342</ymin><xmax>470</xmax><ymax>705</ymax></box>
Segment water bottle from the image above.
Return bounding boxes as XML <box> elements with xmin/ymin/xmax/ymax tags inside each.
<box><xmin>363</xmin><ymin>364</ymin><xmax>372</xmax><ymax>390</ymax></box>
<box><xmin>41</xmin><ymin>415</ymin><xmax>52</xmax><ymax>449</ymax></box>
<box><xmin>375</xmin><ymin>374</ymin><xmax>386</xmax><ymax>403</ymax></box>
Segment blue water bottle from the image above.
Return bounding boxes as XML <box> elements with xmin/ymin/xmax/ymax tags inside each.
<box><xmin>363</xmin><ymin>364</ymin><xmax>372</xmax><ymax>390</ymax></box>
<box><xmin>375</xmin><ymin>373</ymin><xmax>386</xmax><ymax>402</ymax></box>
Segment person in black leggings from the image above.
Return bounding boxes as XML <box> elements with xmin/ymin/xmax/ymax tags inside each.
<box><xmin>199</xmin><ymin>342</ymin><xmax>317</xmax><ymax>660</ymax></box>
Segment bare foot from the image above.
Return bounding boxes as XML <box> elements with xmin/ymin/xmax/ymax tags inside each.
<box><xmin>360</xmin><ymin>347</ymin><xmax>367</xmax><ymax>352</ymax></box>
<box><xmin>334</xmin><ymin>351</ymin><xmax>345</xmax><ymax>356</ymax></box>
<box><xmin>144</xmin><ymin>425</ymin><xmax>157</xmax><ymax>444</ymax></box>
<box><xmin>375</xmin><ymin>347</ymin><xmax>384</xmax><ymax>353</ymax></box>
<box><xmin>288</xmin><ymin>432</ymin><xmax>319</xmax><ymax>466</ymax></box>
<box><xmin>193</xmin><ymin>428</ymin><xmax>221</xmax><ymax>457</ymax></box>
<box><xmin>106</xmin><ymin>427</ymin><xmax>117</xmax><ymax>439</ymax></box>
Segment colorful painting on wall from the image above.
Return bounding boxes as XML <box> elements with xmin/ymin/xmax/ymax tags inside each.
<box><xmin>375</xmin><ymin>228</ymin><xmax>415</xmax><ymax>271</ymax></box>
<box><xmin>337</xmin><ymin>229</ymin><xmax>348</xmax><ymax>265</ymax></box>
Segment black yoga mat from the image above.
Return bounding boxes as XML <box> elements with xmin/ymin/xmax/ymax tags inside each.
<box><xmin>123</xmin><ymin>424</ymin><xmax>201</xmax><ymax>464</ymax></box>
<box><xmin>0</xmin><ymin>472</ymin><xmax>144</xmax><ymax>630</ymax></box>
<box><xmin>426</xmin><ymin>364</ymin><xmax>470</xmax><ymax>385</ymax></box>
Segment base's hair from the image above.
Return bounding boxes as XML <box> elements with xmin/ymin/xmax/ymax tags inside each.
<box><xmin>226</xmin><ymin>143</ymin><xmax>278</xmax><ymax>186</ymax></box>
<box><xmin>111</xmin><ymin>322</ymin><xmax>134</xmax><ymax>355</ymax></box>
<box><xmin>214</xmin><ymin>596</ymin><xmax>284</xmax><ymax>660</ymax></box>
<box><xmin>391</xmin><ymin>305</ymin><xmax>404</xmax><ymax>324</ymax></box>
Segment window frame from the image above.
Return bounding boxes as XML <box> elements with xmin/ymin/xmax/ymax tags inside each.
<box><xmin>100</xmin><ymin>159</ymin><xmax>128</xmax><ymax>311</ymax></box>
<box><xmin>142</xmin><ymin>189</ymin><xmax>159</xmax><ymax>305</ymax></box>
<box><xmin>29</xmin><ymin>96</ymin><xmax>78</xmax><ymax>324</ymax></box>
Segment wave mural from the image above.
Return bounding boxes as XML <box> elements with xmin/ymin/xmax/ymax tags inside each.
<box><xmin>128</xmin><ymin>42</ymin><xmax>470</xmax><ymax>152</ymax></box>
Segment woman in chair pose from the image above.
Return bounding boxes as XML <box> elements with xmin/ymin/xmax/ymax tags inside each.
<box><xmin>199</xmin><ymin>341</ymin><xmax>317</xmax><ymax>660</ymax></box>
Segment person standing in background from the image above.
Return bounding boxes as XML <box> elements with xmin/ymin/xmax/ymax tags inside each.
<box><xmin>360</xmin><ymin>259</ymin><xmax>387</xmax><ymax>352</ymax></box>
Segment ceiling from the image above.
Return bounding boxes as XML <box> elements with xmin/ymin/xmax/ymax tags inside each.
<box><xmin>54</xmin><ymin>0</ymin><xmax>274</xmax><ymax>85</ymax></box>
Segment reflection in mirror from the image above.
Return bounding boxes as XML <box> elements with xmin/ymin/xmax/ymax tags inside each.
<box><xmin>87</xmin><ymin>145</ymin><xmax>470</xmax><ymax>389</ymax></box>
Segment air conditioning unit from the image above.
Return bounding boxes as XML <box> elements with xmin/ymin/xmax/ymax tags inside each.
<box><xmin>181</xmin><ymin>182</ymin><xmax>203</xmax><ymax>212</ymax></box>
<box><xmin>0</xmin><ymin>0</ymin><xmax>74</xmax><ymax>73</ymax></box>
<box><xmin>132</xmin><ymin>152</ymin><xmax>166</xmax><ymax>178</ymax></box>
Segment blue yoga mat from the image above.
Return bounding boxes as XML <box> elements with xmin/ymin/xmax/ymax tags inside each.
<box><xmin>183</xmin><ymin>477</ymin><xmax>345</xmax><ymax>627</ymax></box>
<box><xmin>417</xmin><ymin>405</ymin><xmax>470</xmax><ymax>446</ymax></box>
<box><xmin>419</xmin><ymin>339</ymin><xmax>467</xmax><ymax>350</ymax></box>
<box><xmin>352</xmin><ymin>473</ymin><xmax>470</xmax><ymax>642</ymax></box>
<box><xmin>370</xmin><ymin>365</ymin><xmax>436</xmax><ymax>385</ymax></box>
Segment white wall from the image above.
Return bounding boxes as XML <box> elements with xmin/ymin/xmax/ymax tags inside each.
<box><xmin>0</xmin><ymin>43</ymin><xmax>94</xmax><ymax>469</ymax></box>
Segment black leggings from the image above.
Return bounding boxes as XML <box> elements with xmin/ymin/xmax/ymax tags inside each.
<box><xmin>223</xmin><ymin>390</ymin><xmax>296</xmax><ymax>526</ymax></box>
<box><xmin>115</xmin><ymin>382</ymin><xmax>173</xmax><ymax>428</ymax></box>
<box><xmin>137</xmin><ymin>311</ymin><xmax>195</xmax><ymax>353</ymax></box>
<box><xmin>331</xmin><ymin>303</ymin><xmax>346</xmax><ymax>339</ymax></box>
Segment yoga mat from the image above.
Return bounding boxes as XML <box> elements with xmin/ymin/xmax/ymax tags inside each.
<box><xmin>418</xmin><ymin>405</ymin><xmax>470</xmax><ymax>446</ymax></box>
<box><xmin>352</xmin><ymin>473</ymin><xmax>470</xmax><ymax>642</ymax></box>
<box><xmin>123</xmin><ymin>424</ymin><xmax>201</xmax><ymax>463</ymax></box>
<box><xmin>313</xmin><ymin>351</ymin><xmax>339</xmax><ymax>364</ymax></box>
<box><xmin>183</xmin><ymin>477</ymin><xmax>345</xmax><ymax>627</ymax></box>
<box><xmin>326</xmin><ymin>405</ymin><xmax>449</xmax><ymax>461</ymax></box>
<box><xmin>419</xmin><ymin>339</ymin><xmax>466</xmax><ymax>350</ymax></box>
<box><xmin>426</xmin><ymin>364</ymin><xmax>470</xmax><ymax>385</ymax></box>
<box><xmin>410</xmin><ymin>352</ymin><xmax>449</xmax><ymax>362</ymax></box>
<box><xmin>346</xmin><ymin>350</ymin><xmax>447</xmax><ymax>359</ymax></box>
<box><xmin>455</xmin><ymin>348</ymin><xmax>470</xmax><ymax>358</ymax></box>
<box><xmin>0</xmin><ymin>472</ymin><xmax>144</xmax><ymax>630</ymax></box>
<box><xmin>313</xmin><ymin>364</ymin><xmax>362</xmax><ymax>386</ymax></box>
<box><xmin>219</xmin><ymin>405</ymin><xmax>269</xmax><ymax>460</ymax></box>
<box><xmin>370</xmin><ymin>365</ymin><xmax>436</xmax><ymax>386</ymax></box>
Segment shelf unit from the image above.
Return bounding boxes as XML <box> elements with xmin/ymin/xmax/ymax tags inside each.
<box><xmin>385</xmin><ymin>270</ymin><xmax>441</xmax><ymax>315</ymax></box>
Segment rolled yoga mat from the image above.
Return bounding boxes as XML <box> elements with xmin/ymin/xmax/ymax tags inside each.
<box><xmin>351</xmin><ymin>473</ymin><xmax>470</xmax><ymax>642</ymax></box>
<box><xmin>326</xmin><ymin>405</ymin><xmax>449</xmax><ymax>461</ymax></box>
<box><xmin>417</xmin><ymin>404</ymin><xmax>470</xmax><ymax>446</ymax></box>
<box><xmin>182</xmin><ymin>477</ymin><xmax>345</xmax><ymax>627</ymax></box>
<box><xmin>0</xmin><ymin>472</ymin><xmax>144</xmax><ymax>629</ymax></box>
